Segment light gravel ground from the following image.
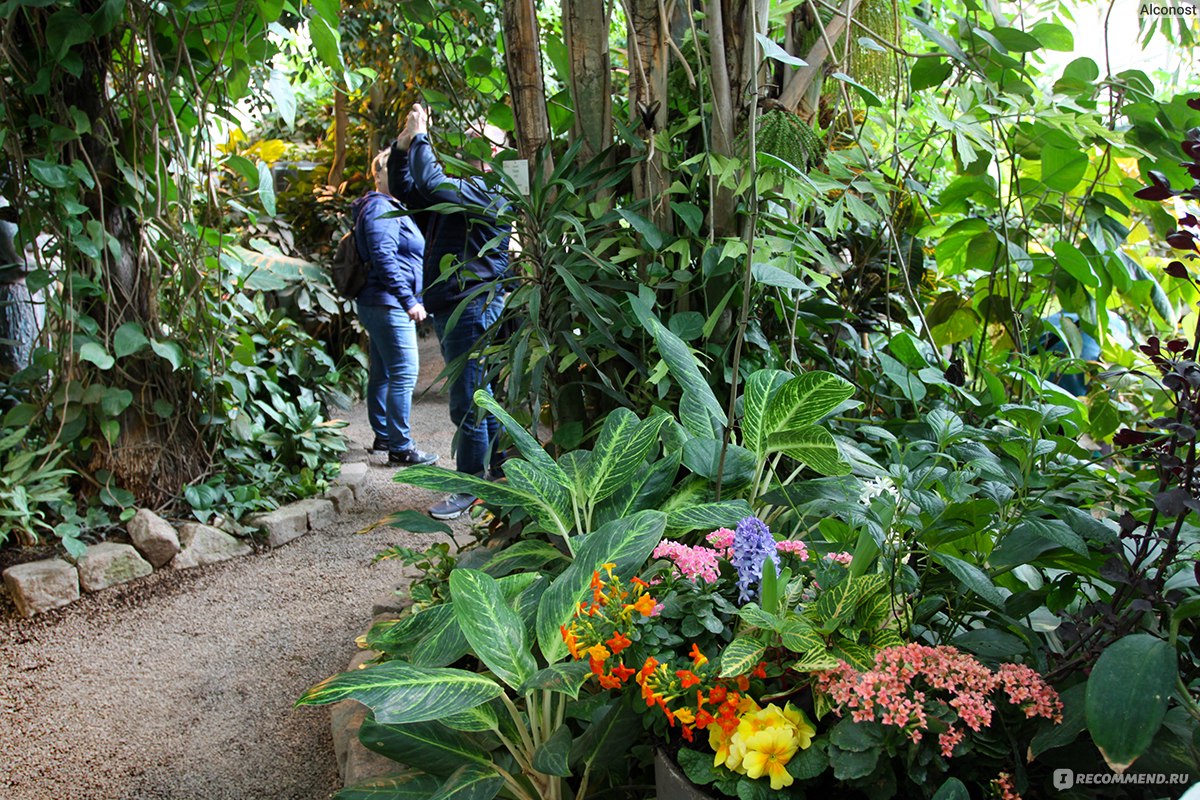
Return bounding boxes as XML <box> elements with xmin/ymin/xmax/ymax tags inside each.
<box><xmin>0</xmin><ymin>334</ymin><xmax>469</xmax><ymax>800</ymax></box>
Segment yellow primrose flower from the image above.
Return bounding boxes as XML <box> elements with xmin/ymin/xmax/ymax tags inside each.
<box><xmin>708</xmin><ymin>724</ymin><xmax>730</xmax><ymax>769</ymax></box>
<box><xmin>782</xmin><ymin>702</ymin><xmax>816</xmax><ymax>750</ymax></box>
<box><xmin>741</xmin><ymin>727</ymin><xmax>798</xmax><ymax>790</ymax></box>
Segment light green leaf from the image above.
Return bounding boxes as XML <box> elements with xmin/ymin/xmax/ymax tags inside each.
<box><xmin>665</xmin><ymin>500</ymin><xmax>753</xmax><ymax>533</ymax></box>
<box><xmin>830</xmin><ymin>71</ymin><xmax>882</xmax><ymax>107</ymax></box>
<box><xmin>587</xmin><ymin>410</ymin><xmax>670</xmax><ymax>504</ymax></box>
<box><xmin>472</xmin><ymin>390</ymin><xmax>568</xmax><ymax>486</ymax></box>
<box><xmin>113</xmin><ymin>322</ymin><xmax>149</xmax><ymax>358</ymax></box>
<box><xmin>536</xmin><ymin>510</ymin><xmax>667</xmax><ymax>663</ymax></box>
<box><xmin>1012</xmin><ymin>516</ymin><xmax>1088</xmax><ymax>557</ymax></box>
<box><xmin>503</xmin><ymin>460</ymin><xmax>573</xmax><ymax>535</ymax></box>
<box><xmin>751</xmin><ymin>263</ymin><xmax>806</xmax><ymax>290</ymax></box>
<box><xmin>1052</xmin><ymin>240</ymin><xmax>1099</xmax><ymax>289</ymax></box>
<box><xmin>268</xmin><ymin>71</ymin><xmax>297</xmax><ymax>129</ymax></box>
<box><xmin>765</xmin><ymin>425</ymin><xmax>851</xmax><ymax>476</ymax></box>
<box><xmin>781</xmin><ymin>618</ymin><xmax>825</xmax><ymax>654</ymax></box>
<box><xmin>682</xmin><ymin>438</ymin><xmax>757</xmax><ymax>486</ymax></box>
<box><xmin>257</xmin><ymin>162</ymin><xmax>276</xmax><ymax>215</ymax></box>
<box><xmin>450</xmin><ymin>570</ymin><xmax>538</xmax><ymax>690</ymax></box>
<box><xmin>617</xmin><ymin>209</ymin><xmax>664</xmax><ymax>249</ymax></box>
<box><xmin>441</xmin><ymin>699</ymin><xmax>501</xmax><ymax>733</ymax></box>
<box><xmin>1040</xmin><ymin>146</ymin><xmax>1088</xmax><ymax>193</ymax></box>
<box><xmin>762</xmin><ymin>372</ymin><xmax>855</xmax><ymax>435</ymax></box>
<box><xmin>518</xmin><ymin>660</ymin><xmax>593</xmax><ymax>699</ymax></box>
<box><xmin>309</xmin><ymin>0</ymin><xmax>339</xmax><ymax>27</ymax></box>
<box><xmin>297</xmin><ymin>662</ymin><xmax>503</xmax><ymax>724</ymax></box>
<box><xmin>718</xmin><ymin>636</ymin><xmax>767</xmax><ymax>678</ymax></box>
<box><xmin>741</xmin><ymin>369</ymin><xmax>791</xmax><ymax>453</ymax></box>
<box><xmin>309</xmin><ymin>15</ymin><xmax>343</xmax><ymax>72</ymax></box>
<box><xmin>429</xmin><ymin>764</ymin><xmax>504</xmax><ymax>800</ymax></box>
<box><xmin>1086</xmin><ymin>634</ymin><xmax>1176</xmax><ymax>772</ymax></box>
<box><xmin>79</xmin><ymin>342</ymin><xmax>114</xmax><ymax>370</ymax></box>
<box><xmin>481</xmin><ymin>540</ymin><xmax>568</xmax><ymax>578</ymax></box>
<box><xmin>150</xmin><ymin>339</ymin><xmax>184</xmax><ymax>371</ymax></box>
<box><xmin>395</xmin><ymin>465</ymin><xmax>541</xmax><ymax>510</ymax></box>
<box><xmin>755</xmin><ymin>32</ymin><xmax>807</xmax><ymax>67</ymax></box>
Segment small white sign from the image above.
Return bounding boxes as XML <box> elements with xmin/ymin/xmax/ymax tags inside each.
<box><xmin>502</xmin><ymin>159</ymin><xmax>530</xmax><ymax>195</ymax></box>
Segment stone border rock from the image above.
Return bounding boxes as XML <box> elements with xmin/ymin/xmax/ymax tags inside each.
<box><xmin>1</xmin><ymin>462</ymin><xmax>370</xmax><ymax>619</ymax></box>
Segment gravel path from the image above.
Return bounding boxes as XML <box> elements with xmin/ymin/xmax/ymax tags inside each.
<box><xmin>0</xmin><ymin>334</ymin><xmax>468</xmax><ymax>800</ymax></box>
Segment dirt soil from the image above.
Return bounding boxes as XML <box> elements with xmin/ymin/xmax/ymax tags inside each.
<box><xmin>0</xmin><ymin>334</ymin><xmax>471</xmax><ymax>800</ymax></box>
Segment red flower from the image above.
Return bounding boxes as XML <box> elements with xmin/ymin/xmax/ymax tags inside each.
<box><xmin>676</xmin><ymin>669</ymin><xmax>701</xmax><ymax>689</ymax></box>
<box><xmin>606</xmin><ymin>631</ymin><xmax>631</xmax><ymax>655</ymax></box>
<box><xmin>752</xmin><ymin>662</ymin><xmax>767</xmax><ymax>679</ymax></box>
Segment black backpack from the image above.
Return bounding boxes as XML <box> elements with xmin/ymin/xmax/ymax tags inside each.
<box><xmin>330</xmin><ymin>205</ymin><xmax>368</xmax><ymax>300</ymax></box>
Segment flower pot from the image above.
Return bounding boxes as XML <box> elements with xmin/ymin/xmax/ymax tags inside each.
<box><xmin>654</xmin><ymin>748</ymin><xmax>719</xmax><ymax>800</ymax></box>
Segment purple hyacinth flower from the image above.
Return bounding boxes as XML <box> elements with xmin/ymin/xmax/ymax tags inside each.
<box><xmin>731</xmin><ymin>516</ymin><xmax>780</xmax><ymax>604</ymax></box>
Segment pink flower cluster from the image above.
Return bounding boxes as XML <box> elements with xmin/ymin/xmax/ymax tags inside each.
<box><xmin>652</xmin><ymin>541</ymin><xmax>721</xmax><ymax>582</ymax></box>
<box><xmin>815</xmin><ymin>644</ymin><xmax>1062</xmax><ymax>759</ymax></box>
<box><xmin>706</xmin><ymin>528</ymin><xmax>735</xmax><ymax>550</ymax></box>
<box><xmin>991</xmin><ymin>772</ymin><xmax>1022</xmax><ymax>800</ymax></box>
<box><xmin>776</xmin><ymin>539</ymin><xmax>810</xmax><ymax>560</ymax></box>
<box><xmin>824</xmin><ymin>551</ymin><xmax>853</xmax><ymax>565</ymax></box>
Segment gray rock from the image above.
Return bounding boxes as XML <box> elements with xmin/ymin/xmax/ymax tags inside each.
<box><xmin>336</xmin><ymin>462</ymin><xmax>369</xmax><ymax>499</ymax></box>
<box><xmin>324</xmin><ymin>485</ymin><xmax>355</xmax><ymax>514</ymax></box>
<box><xmin>171</xmin><ymin>523</ymin><xmax>252</xmax><ymax>570</ymax></box>
<box><xmin>244</xmin><ymin>504</ymin><xmax>308</xmax><ymax>548</ymax></box>
<box><xmin>2</xmin><ymin>558</ymin><xmax>79</xmax><ymax>617</ymax></box>
<box><xmin>126</xmin><ymin>508</ymin><xmax>181</xmax><ymax>568</ymax></box>
<box><xmin>332</xmin><ymin>649</ymin><xmax>400</xmax><ymax>786</ymax></box>
<box><xmin>371</xmin><ymin>590</ymin><xmax>412</xmax><ymax>617</ymax></box>
<box><xmin>293</xmin><ymin>497</ymin><xmax>337</xmax><ymax>531</ymax></box>
<box><xmin>76</xmin><ymin>543</ymin><xmax>153</xmax><ymax>593</ymax></box>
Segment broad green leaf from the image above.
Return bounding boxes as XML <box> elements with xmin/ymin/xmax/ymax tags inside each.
<box><xmin>814</xmin><ymin>578</ymin><xmax>863</xmax><ymax>626</ymax></box>
<box><xmin>762</xmin><ymin>372</ymin><xmax>855</xmax><ymax>435</ymax></box>
<box><xmin>257</xmin><ymin>161</ymin><xmax>276</xmax><ymax>215</ymax></box>
<box><xmin>765</xmin><ymin>425</ymin><xmax>851</xmax><ymax>476</ymax></box>
<box><xmin>309</xmin><ymin>16</ymin><xmax>343</xmax><ymax>71</ymax></box>
<box><xmin>929</xmin><ymin>552</ymin><xmax>1003</xmax><ymax>608</ymax></box>
<box><xmin>665</xmin><ymin>500</ymin><xmax>753</xmax><ymax>533</ymax></box>
<box><xmin>113</xmin><ymin>322</ymin><xmax>149</xmax><ymax>358</ymax></box>
<box><xmin>570</xmin><ymin>703</ymin><xmax>638</xmax><ymax>772</ymax></box>
<box><xmin>442</xmin><ymin>699</ymin><xmax>501</xmax><ymax>733</ymax></box>
<box><xmin>1012</xmin><ymin>516</ymin><xmax>1088</xmax><ymax>556</ymax></box>
<box><xmin>536</xmin><ymin>510</ymin><xmax>667</xmax><ymax>663</ymax></box>
<box><xmin>1031</xmin><ymin>683</ymin><xmax>1086</xmax><ymax>758</ymax></box>
<box><xmin>930</xmin><ymin>778</ymin><xmax>970</xmax><ymax>800</ymax></box>
<box><xmin>629</xmin><ymin>292</ymin><xmax>723</xmax><ymax>437</ymax></box>
<box><xmin>518</xmin><ymin>660</ymin><xmax>593</xmax><ymax>699</ymax></box>
<box><xmin>358</xmin><ymin>717</ymin><xmax>496</xmax><ymax>776</ymax></box>
<box><xmin>395</xmin><ymin>465</ymin><xmax>540</xmax><ymax>510</ymax></box>
<box><xmin>450</xmin><ymin>570</ymin><xmax>537</xmax><ymax>690</ymax></box>
<box><xmin>385</xmin><ymin>509</ymin><xmax>453</xmax><ymax>535</ymax></box>
<box><xmin>79</xmin><ymin>342</ymin><xmax>114</xmax><ymax>370</ymax></box>
<box><xmin>297</xmin><ymin>662</ymin><xmax>502</xmax><ymax>724</ymax></box>
<box><xmin>682</xmin><ymin>438</ymin><xmax>757</xmax><ymax>486</ymax></box>
<box><xmin>309</xmin><ymin>0</ymin><xmax>338</xmax><ymax>27</ymax></box>
<box><xmin>150</xmin><ymin>339</ymin><xmax>184</xmax><ymax>371</ymax></box>
<box><xmin>617</xmin><ymin>209</ymin><xmax>664</xmax><ymax>249</ymax></box>
<box><xmin>531</xmin><ymin>725</ymin><xmax>573</xmax><ymax>777</ymax></box>
<box><xmin>472</xmin><ymin>390</ymin><xmax>568</xmax><ymax>486</ymax></box>
<box><xmin>410</xmin><ymin>606</ymin><xmax>471</xmax><ymax>668</ymax></box>
<box><xmin>268</xmin><ymin>70</ymin><xmax>297</xmax><ymax>129</ymax></box>
<box><xmin>1031</xmin><ymin>22</ymin><xmax>1073</xmax><ymax>51</ymax></box>
<box><xmin>503</xmin><ymin>460</ymin><xmax>573</xmax><ymax>535</ymax></box>
<box><xmin>738</xmin><ymin>603</ymin><xmax>781</xmax><ymax>632</ymax></box>
<box><xmin>831</xmin><ymin>71</ymin><xmax>882</xmax><ymax>107</ymax></box>
<box><xmin>1052</xmin><ymin>241</ymin><xmax>1099</xmax><ymax>289</ymax></box>
<box><xmin>429</xmin><ymin>764</ymin><xmax>504</xmax><ymax>800</ymax></box>
<box><xmin>988</xmin><ymin>26</ymin><xmax>1042</xmax><ymax>52</ymax></box>
<box><xmin>481</xmin><ymin>540</ymin><xmax>568</xmax><ymax>578</ymax></box>
<box><xmin>1086</xmin><ymin>634</ymin><xmax>1176</xmax><ymax>772</ymax></box>
<box><xmin>751</xmin><ymin>263</ymin><xmax>806</xmax><ymax>290</ymax></box>
<box><xmin>588</xmin><ymin>410</ymin><xmax>670</xmax><ymax>503</ymax></box>
<box><xmin>741</xmin><ymin>369</ymin><xmax>791</xmax><ymax>453</ymax></box>
<box><xmin>335</xmin><ymin>774</ymin><xmax>443</xmax><ymax>800</ymax></box>
<box><xmin>1040</xmin><ymin>146</ymin><xmax>1088</xmax><ymax>193</ymax></box>
<box><xmin>781</xmin><ymin>618</ymin><xmax>825</xmax><ymax>654</ymax></box>
<box><xmin>755</xmin><ymin>33</ymin><xmax>807</xmax><ymax>67</ymax></box>
<box><xmin>718</xmin><ymin>636</ymin><xmax>767</xmax><ymax>677</ymax></box>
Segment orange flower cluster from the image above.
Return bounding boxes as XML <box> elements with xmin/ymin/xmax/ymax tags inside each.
<box><xmin>561</xmin><ymin>565</ymin><xmax>658</xmax><ymax>691</ymax></box>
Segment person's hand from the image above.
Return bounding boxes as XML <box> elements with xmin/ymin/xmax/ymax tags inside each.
<box><xmin>410</xmin><ymin>103</ymin><xmax>429</xmax><ymax>136</ymax></box>
<box><xmin>407</xmin><ymin>303</ymin><xmax>427</xmax><ymax>323</ymax></box>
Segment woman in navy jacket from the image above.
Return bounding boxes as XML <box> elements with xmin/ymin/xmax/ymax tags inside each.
<box><xmin>352</xmin><ymin>150</ymin><xmax>438</xmax><ymax>466</ymax></box>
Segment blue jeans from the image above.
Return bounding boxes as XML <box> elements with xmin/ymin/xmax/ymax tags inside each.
<box><xmin>432</xmin><ymin>294</ymin><xmax>504</xmax><ymax>476</ymax></box>
<box><xmin>356</xmin><ymin>303</ymin><xmax>419</xmax><ymax>452</ymax></box>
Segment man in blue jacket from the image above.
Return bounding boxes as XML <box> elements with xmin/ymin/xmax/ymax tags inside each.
<box><xmin>389</xmin><ymin>104</ymin><xmax>511</xmax><ymax>519</ymax></box>
<box><xmin>354</xmin><ymin>149</ymin><xmax>438</xmax><ymax>467</ymax></box>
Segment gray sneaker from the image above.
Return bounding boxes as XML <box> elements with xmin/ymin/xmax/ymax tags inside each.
<box><xmin>429</xmin><ymin>492</ymin><xmax>478</xmax><ymax>520</ymax></box>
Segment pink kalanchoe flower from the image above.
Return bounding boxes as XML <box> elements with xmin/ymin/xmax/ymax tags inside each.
<box><xmin>991</xmin><ymin>773</ymin><xmax>1022</xmax><ymax>800</ymax></box>
<box><xmin>824</xmin><ymin>551</ymin><xmax>853</xmax><ymax>565</ymax></box>
<box><xmin>651</xmin><ymin>540</ymin><xmax>721</xmax><ymax>583</ymax></box>
<box><xmin>706</xmin><ymin>528</ymin><xmax>735</xmax><ymax>551</ymax></box>
<box><xmin>775</xmin><ymin>539</ymin><xmax>809</xmax><ymax>560</ymax></box>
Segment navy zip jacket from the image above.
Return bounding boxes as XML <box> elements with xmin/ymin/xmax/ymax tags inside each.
<box><xmin>351</xmin><ymin>191</ymin><xmax>424</xmax><ymax>311</ymax></box>
<box><xmin>388</xmin><ymin>133</ymin><xmax>510</xmax><ymax>314</ymax></box>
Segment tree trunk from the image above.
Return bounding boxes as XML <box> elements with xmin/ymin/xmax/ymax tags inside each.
<box><xmin>328</xmin><ymin>86</ymin><xmax>349</xmax><ymax>186</ymax></box>
<box><xmin>778</xmin><ymin>0</ymin><xmax>863</xmax><ymax>118</ymax></box>
<box><xmin>627</xmin><ymin>0</ymin><xmax>672</xmax><ymax>234</ymax></box>
<box><xmin>564</xmin><ymin>0</ymin><xmax>612</xmax><ymax>166</ymax></box>
<box><xmin>503</xmin><ymin>0</ymin><xmax>554</xmax><ymax>181</ymax></box>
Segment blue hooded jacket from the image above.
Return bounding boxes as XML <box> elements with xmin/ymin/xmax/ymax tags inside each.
<box><xmin>351</xmin><ymin>191</ymin><xmax>424</xmax><ymax>310</ymax></box>
<box><xmin>387</xmin><ymin>134</ymin><xmax>510</xmax><ymax>314</ymax></box>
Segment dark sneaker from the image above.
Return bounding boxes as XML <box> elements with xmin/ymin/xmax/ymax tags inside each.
<box><xmin>388</xmin><ymin>448</ymin><xmax>439</xmax><ymax>466</ymax></box>
<box><xmin>370</xmin><ymin>437</ymin><xmax>390</xmax><ymax>454</ymax></box>
<box><xmin>429</xmin><ymin>492</ymin><xmax>478</xmax><ymax>520</ymax></box>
